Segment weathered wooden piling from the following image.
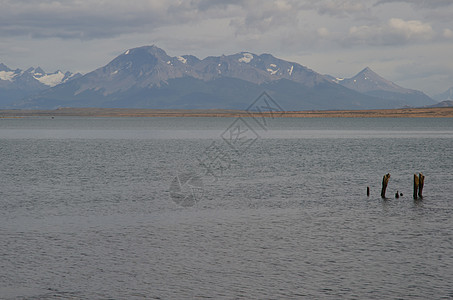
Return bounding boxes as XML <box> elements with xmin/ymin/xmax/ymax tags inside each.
<box><xmin>367</xmin><ymin>186</ymin><xmax>370</xmax><ymax>197</ymax></box>
<box><xmin>418</xmin><ymin>172</ymin><xmax>425</xmax><ymax>199</ymax></box>
<box><xmin>413</xmin><ymin>173</ymin><xmax>419</xmax><ymax>199</ymax></box>
<box><xmin>381</xmin><ymin>173</ymin><xmax>390</xmax><ymax>198</ymax></box>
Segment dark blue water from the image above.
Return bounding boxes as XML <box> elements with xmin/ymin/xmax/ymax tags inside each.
<box><xmin>1</xmin><ymin>117</ymin><xmax>452</xmax><ymax>299</ymax></box>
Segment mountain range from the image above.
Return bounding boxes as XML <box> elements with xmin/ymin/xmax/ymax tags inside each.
<box><xmin>2</xmin><ymin>45</ymin><xmax>452</xmax><ymax>110</ymax></box>
<box><xmin>0</xmin><ymin>63</ymin><xmax>81</xmax><ymax>107</ymax></box>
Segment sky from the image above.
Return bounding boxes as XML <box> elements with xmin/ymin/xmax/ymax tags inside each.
<box><xmin>1</xmin><ymin>0</ymin><xmax>453</xmax><ymax>96</ymax></box>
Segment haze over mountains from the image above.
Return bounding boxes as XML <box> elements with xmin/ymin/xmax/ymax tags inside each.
<box><xmin>1</xmin><ymin>45</ymin><xmax>451</xmax><ymax>110</ymax></box>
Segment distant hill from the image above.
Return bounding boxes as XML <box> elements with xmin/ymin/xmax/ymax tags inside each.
<box><xmin>327</xmin><ymin>67</ymin><xmax>435</xmax><ymax>108</ymax></box>
<box><xmin>427</xmin><ymin>100</ymin><xmax>453</xmax><ymax>108</ymax></box>
<box><xmin>11</xmin><ymin>46</ymin><xmax>436</xmax><ymax>110</ymax></box>
<box><xmin>0</xmin><ymin>63</ymin><xmax>81</xmax><ymax>107</ymax></box>
<box><xmin>433</xmin><ymin>86</ymin><xmax>453</xmax><ymax>102</ymax></box>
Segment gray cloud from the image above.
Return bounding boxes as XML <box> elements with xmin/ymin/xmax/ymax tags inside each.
<box><xmin>375</xmin><ymin>0</ymin><xmax>453</xmax><ymax>9</ymax></box>
<box><xmin>0</xmin><ymin>1</ymin><xmax>370</xmax><ymax>40</ymax></box>
<box><xmin>317</xmin><ymin>0</ymin><xmax>369</xmax><ymax>17</ymax></box>
<box><xmin>0</xmin><ymin>0</ymin><xmax>450</xmax><ymax>45</ymax></box>
<box><xmin>344</xmin><ymin>18</ymin><xmax>435</xmax><ymax>46</ymax></box>
<box><xmin>0</xmin><ymin>0</ymin><xmax>194</xmax><ymax>39</ymax></box>
<box><xmin>1</xmin><ymin>0</ymin><xmax>452</xmax><ymax>94</ymax></box>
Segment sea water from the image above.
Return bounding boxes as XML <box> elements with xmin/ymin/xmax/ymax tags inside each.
<box><xmin>1</xmin><ymin>116</ymin><xmax>452</xmax><ymax>299</ymax></box>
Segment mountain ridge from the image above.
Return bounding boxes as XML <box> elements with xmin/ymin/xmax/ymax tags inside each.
<box><xmin>327</xmin><ymin>67</ymin><xmax>435</xmax><ymax>107</ymax></box>
<box><xmin>6</xmin><ymin>45</ymin><xmax>438</xmax><ymax>110</ymax></box>
<box><xmin>0</xmin><ymin>63</ymin><xmax>81</xmax><ymax>107</ymax></box>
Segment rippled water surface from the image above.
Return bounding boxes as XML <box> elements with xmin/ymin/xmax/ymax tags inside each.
<box><xmin>1</xmin><ymin>117</ymin><xmax>453</xmax><ymax>299</ymax></box>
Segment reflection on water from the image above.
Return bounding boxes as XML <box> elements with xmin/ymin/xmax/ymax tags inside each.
<box><xmin>1</xmin><ymin>117</ymin><xmax>453</xmax><ymax>299</ymax></box>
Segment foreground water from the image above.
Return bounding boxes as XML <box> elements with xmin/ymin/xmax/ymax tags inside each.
<box><xmin>1</xmin><ymin>117</ymin><xmax>452</xmax><ymax>299</ymax></box>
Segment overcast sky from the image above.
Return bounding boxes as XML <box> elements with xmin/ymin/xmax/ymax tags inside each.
<box><xmin>1</xmin><ymin>0</ymin><xmax>453</xmax><ymax>95</ymax></box>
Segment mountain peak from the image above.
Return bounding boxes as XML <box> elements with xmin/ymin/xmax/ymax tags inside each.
<box><xmin>346</xmin><ymin>67</ymin><xmax>400</xmax><ymax>91</ymax></box>
<box><xmin>101</xmin><ymin>45</ymin><xmax>173</xmax><ymax>79</ymax></box>
<box><xmin>34</xmin><ymin>67</ymin><xmax>45</xmax><ymax>75</ymax></box>
<box><xmin>337</xmin><ymin>66</ymin><xmax>435</xmax><ymax>107</ymax></box>
<box><xmin>357</xmin><ymin>67</ymin><xmax>379</xmax><ymax>77</ymax></box>
<box><xmin>0</xmin><ymin>63</ymin><xmax>11</xmax><ymax>72</ymax></box>
<box><xmin>146</xmin><ymin>44</ymin><xmax>167</xmax><ymax>54</ymax></box>
<box><xmin>126</xmin><ymin>45</ymin><xmax>168</xmax><ymax>58</ymax></box>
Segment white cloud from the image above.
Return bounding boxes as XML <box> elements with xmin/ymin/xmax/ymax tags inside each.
<box><xmin>229</xmin><ymin>0</ymin><xmax>301</xmax><ymax>34</ymax></box>
<box><xmin>443</xmin><ymin>28</ymin><xmax>453</xmax><ymax>39</ymax></box>
<box><xmin>375</xmin><ymin>0</ymin><xmax>453</xmax><ymax>9</ymax></box>
<box><xmin>318</xmin><ymin>0</ymin><xmax>368</xmax><ymax>17</ymax></box>
<box><xmin>347</xmin><ymin>18</ymin><xmax>434</xmax><ymax>46</ymax></box>
<box><xmin>388</xmin><ymin>18</ymin><xmax>433</xmax><ymax>40</ymax></box>
<box><xmin>317</xmin><ymin>27</ymin><xmax>330</xmax><ymax>38</ymax></box>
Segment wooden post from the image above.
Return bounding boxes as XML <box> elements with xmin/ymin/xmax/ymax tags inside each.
<box><xmin>413</xmin><ymin>173</ymin><xmax>419</xmax><ymax>199</ymax></box>
<box><xmin>418</xmin><ymin>173</ymin><xmax>425</xmax><ymax>199</ymax></box>
<box><xmin>367</xmin><ymin>186</ymin><xmax>370</xmax><ymax>197</ymax></box>
<box><xmin>381</xmin><ymin>173</ymin><xmax>390</xmax><ymax>198</ymax></box>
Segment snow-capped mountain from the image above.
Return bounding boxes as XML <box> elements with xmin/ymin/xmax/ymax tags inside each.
<box><xmin>0</xmin><ymin>63</ymin><xmax>81</xmax><ymax>107</ymax></box>
<box><xmin>328</xmin><ymin>67</ymin><xmax>435</xmax><ymax>107</ymax></box>
<box><xmin>12</xmin><ymin>46</ymin><xmax>435</xmax><ymax>110</ymax></box>
<box><xmin>65</xmin><ymin>45</ymin><xmax>327</xmax><ymax>97</ymax></box>
<box><xmin>15</xmin><ymin>46</ymin><xmax>381</xmax><ymax>110</ymax></box>
<box><xmin>27</xmin><ymin>67</ymin><xmax>80</xmax><ymax>87</ymax></box>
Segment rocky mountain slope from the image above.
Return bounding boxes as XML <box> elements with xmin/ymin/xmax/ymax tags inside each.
<box><xmin>11</xmin><ymin>46</ymin><xmax>436</xmax><ymax>110</ymax></box>
<box><xmin>328</xmin><ymin>67</ymin><xmax>435</xmax><ymax>108</ymax></box>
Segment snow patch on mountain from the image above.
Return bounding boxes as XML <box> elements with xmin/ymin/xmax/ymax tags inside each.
<box><xmin>238</xmin><ymin>53</ymin><xmax>253</xmax><ymax>63</ymax></box>
<box><xmin>267</xmin><ymin>64</ymin><xmax>279</xmax><ymax>75</ymax></box>
<box><xmin>0</xmin><ymin>70</ymin><xmax>17</xmax><ymax>81</ymax></box>
<box><xmin>1</xmin><ymin>63</ymin><xmax>81</xmax><ymax>88</ymax></box>
<box><xmin>177</xmin><ymin>56</ymin><xmax>187</xmax><ymax>64</ymax></box>
<box><xmin>34</xmin><ymin>71</ymin><xmax>65</xmax><ymax>87</ymax></box>
<box><xmin>267</xmin><ymin>68</ymin><xmax>278</xmax><ymax>75</ymax></box>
